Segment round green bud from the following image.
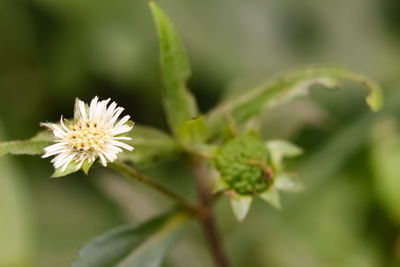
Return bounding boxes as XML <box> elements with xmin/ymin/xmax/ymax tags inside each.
<box><xmin>214</xmin><ymin>134</ymin><xmax>271</xmax><ymax>195</ymax></box>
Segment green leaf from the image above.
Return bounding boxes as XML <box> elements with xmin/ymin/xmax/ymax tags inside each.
<box><xmin>370</xmin><ymin>118</ymin><xmax>400</xmax><ymax>224</ymax></box>
<box><xmin>230</xmin><ymin>196</ymin><xmax>252</xmax><ymax>222</ymax></box>
<box><xmin>0</xmin><ymin>130</ymin><xmax>53</xmax><ymax>157</ymax></box>
<box><xmin>206</xmin><ymin>68</ymin><xmax>383</xmax><ymax>139</ymax></box>
<box><xmin>274</xmin><ymin>173</ymin><xmax>305</xmax><ymax>193</ymax></box>
<box><xmin>176</xmin><ymin>116</ymin><xmax>207</xmax><ymax>149</ymax></box>
<box><xmin>52</xmin><ymin>161</ymin><xmax>80</xmax><ymax>178</ymax></box>
<box><xmin>82</xmin><ymin>160</ymin><xmax>95</xmax><ymax>175</ymax></box>
<box><xmin>119</xmin><ymin>125</ymin><xmax>179</xmax><ymax>165</ymax></box>
<box><xmin>213</xmin><ymin>178</ymin><xmax>229</xmax><ymax>193</ymax></box>
<box><xmin>266</xmin><ymin>140</ymin><xmax>303</xmax><ymax>171</ymax></box>
<box><xmin>72</xmin><ymin>210</ymin><xmax>189</xmax><ymax>267</ymax></box>
<box><xmin>150</xmin><ymin>2</ymin><xmax>198</xmax><ymax>137</ymax></box>
<box><xmin>259</xmin><ymin>187</ymin><xmax>281</xmax><ymax>209</ymax></box>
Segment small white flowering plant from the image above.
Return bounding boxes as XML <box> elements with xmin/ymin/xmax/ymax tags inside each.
<box><xmin>41</xmin><ymin>97</ymin><xmax>134</xmax><ymax>176</ymax></box>
<box><xmin>0</xmin><ymin>2</ymin><xmax>383</xmax><ymax>267</ymax></box>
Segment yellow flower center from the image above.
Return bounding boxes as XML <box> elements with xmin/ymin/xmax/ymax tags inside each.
<box><xmin>67</xmin><ymin>119</ymin><xmax>108</xmax><ymax>152</ymax></box>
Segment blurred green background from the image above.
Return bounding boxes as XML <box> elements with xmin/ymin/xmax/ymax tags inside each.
<box><xmin>2</xmin><ymin>0</ymin><xmax>400</xmax><ymax>266</ymax></box>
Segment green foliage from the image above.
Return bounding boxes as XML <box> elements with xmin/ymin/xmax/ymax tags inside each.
<box><xmin>0</xmin><ymin>131</ymin><xmax>53</xmax><ymax>157</ymax></box>
<box><xmin>72</xmin><ymin>210</ymin><xmax>188</xmax><ymax>267</ymax></box>
<box><xmin>230</xmin><ymin>196</ymin><xmax>252</xmax><ymax>222</ymax></box>
<box><xmin>0</xmin><ymin>125</ymin><xmax>178</xmax><ymax>175</ymax></box>
<box><xmin>259</xmin><ymin>187</ymin><xmax>281</xmax><ymax>209</ymax></box>
<box><xmin>119</xmin><ymin>125</ymin><xmax>179</xmax><ymax>165</ymax></box>
<box><xmin>50</xmin><ymin>159</ymin><xmax>95</xmax><ymax>178</ymax></box>
<box><xmin>274</xmin><ymin>173</ymin><xmax>304</xmax><ymax>193</ymax></box>
<box><xmin>206</xmin><ymin>68</ymin><xmax>383</xmax><ymax>139</ymax></box>
<box><xmin>214</xmin><ymin>134</ymin><xmax>270</xmax><ymax>195</ymax></box>
<box><xmin>266</xmin><ymin>139</ymin><xmax>303</xmax><ymax>171</ymax></box>
<box><xmin>51</xmin><ymin>161</ymin><xmax>80</xmax><ymax>178</ymax></box>
<box><xmin>214</xmin><ymin>135</ymin><xmax>303</xmax><ymax>220</ymax></box>
<box><xmin>149</xmin><ymin>2</ymin><xmax>198</xmax><ymax>139</ymax></box>
<box><xmin>370</xmin><ymin>118</ymin><xmax>400</xmax><ymax>224</ymax></box>
<box><xmin>0</xmin><ymin>2</ymin><xmax>388</xmax><ymax>266</ymax></box>
<box><xmin>176</xmin><ymin>116</ymin><xmax>207</xmax><ymax>150</ymax></box>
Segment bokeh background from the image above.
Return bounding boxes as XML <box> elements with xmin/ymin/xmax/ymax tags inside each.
<box><xmin>2</xmin><ymin>0</ymin><xmax>400</xmax><ymax>266</ymax></box>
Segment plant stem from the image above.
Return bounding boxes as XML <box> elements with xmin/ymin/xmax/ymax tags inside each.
<box><xmin>110</xmin><ymin>161</ymin><xmax>197</xmax><ymax>214</ymax></box>
<box><xmin>191</xmin><ymin>156</ymin><xmax>230</xmax><ymax>267</ymax></box>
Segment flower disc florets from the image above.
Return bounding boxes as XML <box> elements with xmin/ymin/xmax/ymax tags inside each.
<box><xmin>67</xmin><ymin>118</ymin><xmax>108</xmax><ymax>152</ymax></box>
<box><xmin>42</xmin><ymin>96</ymin><xmax>134</xmax><ymax>172</ymax></box>
<box><xmin>214</xmin><ymin>134</ymin><xmax>272</xmax><ymax>195</ymax></box>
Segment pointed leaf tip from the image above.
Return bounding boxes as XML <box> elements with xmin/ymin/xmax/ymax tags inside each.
<box><xmin>366</xmin><ymin>88</ymin><xmax>383</xmax><ymax>112</ymax></box>
<box><xmin>274</xmin><ymin>173</ymin><xmax>305</xmax><ymax>193</ymax></box>
<box><xmin>150</xmin><ymin>1</ymin><xmax>198</xmax><ymax>137</ymax></box>
<box><xmin>230</xmin><ymin>196</ymin><xmax>252</xmax><ymax>222</ymax></box>
<box><xmin>51</xmin><ymin>161</ymin><xmax>79</xmax><ymax>178</ymax></box>
<box><xmin>260</xmin><ymin>187</ymin><xmax>281</xmax><ymax>209</ymax></box>
<box><xmin>206</xmin><ymin>68</ymin><xmax>384</xmax><ymax>139</ymax></box>
<box><xmin>82</xmin><ymin>160</ymin><xmax>95</xmax><ymax>175</ymax></box>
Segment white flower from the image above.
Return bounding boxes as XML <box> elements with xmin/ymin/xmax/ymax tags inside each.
<box><xmin>42</xmin><ymin>96</ymin><xmax>134</xmax><ymax>172</ymax></box>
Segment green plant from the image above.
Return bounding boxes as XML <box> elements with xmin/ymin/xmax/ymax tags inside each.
<box><xmin>0</xmin><ymin>2</ymin><xmax>383</xmax><ymax>266</ymax></box>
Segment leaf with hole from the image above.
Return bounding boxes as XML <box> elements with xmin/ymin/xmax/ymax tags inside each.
<box><xmin>206</xmin><ymin>68</ymin><xmax>383</xmax><ymax>139</ymax></box>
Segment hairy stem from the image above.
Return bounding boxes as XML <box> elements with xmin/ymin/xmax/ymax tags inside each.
<box><xmin>110</xmin><ymin>161</ymin><xmax>197</xmax><ymax>214</ymax></box>
<box><xmin>191</xmin><ymin>156</ymin><xmax>230</xmax><ymax>267</ymax></box>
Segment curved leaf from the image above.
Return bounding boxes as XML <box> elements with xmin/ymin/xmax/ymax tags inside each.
<box><xmin>72</xmin><ymin>210</ymin><xmax>189</xmax><ymax>267</ymax></box>
<box><xmin>150</xmin><ymin>2</ymin><xmax>198</xmax><ymax>137</ymax></box>
<box><xmin>206</xmin><ymin>68</ymin><xmax>383</xmax><ymax>139</ymax></box>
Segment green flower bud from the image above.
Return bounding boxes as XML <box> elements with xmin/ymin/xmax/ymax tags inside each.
<box><xmin>214</xmin><ymin>134</ymin><xmax>271</xmax><ymax>195</ymax></box>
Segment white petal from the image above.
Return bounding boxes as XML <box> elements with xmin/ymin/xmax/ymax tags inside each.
<box><xmin>42</xmin><ymin>147</ymin><xmax>69</xmax><ymax>158</ymax></box>
<box><xmin>98</xmin><ymin>153</ymin><xmax>107</xmax><ymax>166</ymax></box>
<box><xmin>112</xmin><ymin>136</ymin><xmax>131</xmax><ymax>140</ymax></box>
<box><xmin>109</xmin><ymin>140</ymin><xmax>134</xmax><ymax>151</ymax></box>
<box><xmin>44</xmin><ymin>142</ymin><xmax>68</xmax><ymax>152</ymax></box>
<box><xmin>44</xmin><ymin>123</ymin><xmax>67</xmax><ymax>138</ymax></box>
<box><xmin>104</xmin><ymin>102</ymin><xmax>117</xmax><ymax>121</ymax></box>
<box><xmin>76</xmin><ymin>158</ymin><xmax>86</xmax><ymax>170</ymax></box>
<box><xmin>103</xmin><ymin>144</ymin><xmax>123</xmax><ymax>153</ymax></box>
<box><xmin>60</xmin><ymin>116</ymin><xmax>69</xmax><ymax>132</ymax></box>
<box><xmin>61</xmin><ymin>154</ymin><xmax>76</xmax><ymax>172</ymax></box>
<box><xmin>108</xmin><ymin>107</ymin><xmax>124</xmax><ymax>126</ymax></box>
<box><xmin>54</xmin><ymin>152</ymin><xmax>74</xmax><ymax>168</ymax></box>
<box><xmin>103</xmin><ymin>150</ymin><xmax>118</xmax><ymax>162</ymax></box>
<box><xmin>115</xmin><ymin>115</ymin><xmax>130</xmax><ymax>128</ymax></box>
<box><xmin>78</xmin><ymin>100</ymin><xmax>87</xmax><ymax>120</ymax></box>
<box><xmin>109</xmin><ymin>125</ymin><xmax>132</xmax><ymax>136</ymax></box>
<box><xmin>96</xmin><ymin>99</ymin><xmax>111</xmax><ymax>119</ymax></box>
<box><xmin>89</xmin><ymin>96</ymin><xmax>99</xmax><ymax>119</ymax></box>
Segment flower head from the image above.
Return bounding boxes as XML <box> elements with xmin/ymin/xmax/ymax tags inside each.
<box><xmin>213</xmin><ymin>133</ymin><xmax>303</xmax><ymax>221</ymax></box>
<box><xmin>214</xmin><ymin>134</ymin><xmax>270</xmax><ymax>195</ymax></box>
<box><xmin>42</xmin><ymin>96</ymin><xmax>134</xmax><ymax>174</ymax></box>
